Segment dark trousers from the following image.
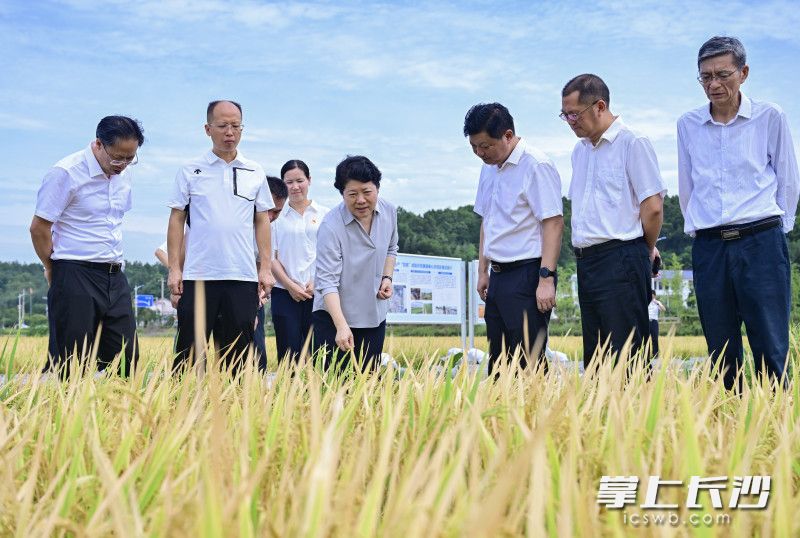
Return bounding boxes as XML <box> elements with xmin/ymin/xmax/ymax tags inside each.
<box><xmin>174</xmin><ymin>280</ymin><xmax>258</xmax><ymax>372</ymax></box>
<box><xmin>484</xmin><ymin>259</ymin><xmax>552</xmax><ymax>374</ymax></box>
<box><xmin>254</xmin><ymin>304</ymin><xmax>267</xmax><ymax>370</ymax></box>
<box><xmin>271</xmin><ymin>287</ymin><xmax>314</xmax><ymax>362</ymax></box>
<box><xmin>649</xmin><ymin>319</ymin><xmax>660</xmax><ymax>357</ymax></box>
<box><xmin>46</xmin><ymin>260</ymin><xmax>138</xmax><ymax>375</ymax></box>
<box><xmin>577</xmin><ymin>239</ymin><xmax>651</xmax><ymax>369</ymax></box>
<box><xmin>311</xmin><ymin>310</ymin><xmax>385</xmax><ymax>372</ymax></box>
<box><xmin>692</xmin><ymin>226</ymin><xmax>790</xmax><ymax>391</ymax></box>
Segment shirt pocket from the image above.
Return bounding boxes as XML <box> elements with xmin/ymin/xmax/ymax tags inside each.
<box><xmin>232</xmin><ymin>167</ymin><xmax>260</xmax><ymax>202</ymax></box>
<box><xmin>593</xmin><ymin>166</ymin><xmax>625</xmax><ymax>205</ymax></box>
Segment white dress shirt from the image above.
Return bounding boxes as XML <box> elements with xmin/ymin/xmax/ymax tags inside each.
<box><xmin>167</xmin><ymin>150</ymin><xmax>273</xmax><ymax>281</ymax></box>
<box><xmin>473</xmin><ymin>139</ymin><xmax>563</xmax><ymax>262</ymax></box>
<box><xmin>678</xmin><ymin>93</ymin><xmax>800</xmax><ymax>235</ymax></box>
<box><xmin>569</xmin><ymin>118</ymin><xmax>666</xmax><ymax>248</ymax></box>
<box><xmin>648</xmin><ymin>300</ymin><xmax>661</xmax><ymax>321</ymax></box>
<box><xmin>272</xmin><ymin>200</ymin><xmax>330</xmax><ymax>289</ymax></box>
<box><xmin>314</xmin><ymin>198</ymin><xmax>399</xmax><ymax>328</ymax></box>
<box><xmin>34</xmin><ymin>145</ymin><xmax>132</xmax><ymax>263</ymax></box>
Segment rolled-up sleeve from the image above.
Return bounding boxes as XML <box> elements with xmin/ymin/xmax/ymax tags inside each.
<box><xmin>167</xmin><ymin>168</ymin><xmax>190</xmax><ymax>210</ymax></box>
<box><xmin>387</xmin><ymin>206</ymin><xmax>399</xmax><ymax>257</ymax></box>
<box><xmin>35</xmin><ymin>168</ymin><xmax>73</xmax><ymax>223</ymax></box>
<box><xmin>315</xmin><ymin>221</ymin><xmax>342</xmax><ymax>297</ymax></box>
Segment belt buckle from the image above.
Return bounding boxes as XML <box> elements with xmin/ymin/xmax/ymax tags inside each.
<box><xmin>109</xmin><ymin>263</ymin><xmax>122</xmax><ymax>273</ymax></box>
<box><xmin>574</xmin><ymin>248</ymin><xmax>583</xmax><ymax>259</ymax></box>
<box><xmin>490</xmin><ymin>263</ymin><xmax>502</xmax><ymax>273</ymax></box>
<box><xmin>721</xmin><ymin>229</ymin><xmax>740</xmax><ymax>241</ymax></box>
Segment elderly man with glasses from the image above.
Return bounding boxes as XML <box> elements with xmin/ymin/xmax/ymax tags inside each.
<box><xmin>678</xmin><ymin>36</ymin><xmax>800</xmax><ymax>391</ymax></box>
<box><xmin>167</xmin><ymin>100</ymin><xmax>275</xmax><ymax>374</ymax></box>
<box><xmin>30</xmin><ymin>115</ymin><xmax>145</xmax><ymax>376</ymax></box>
<box><xmin>560</xmin><ymin>74</ymin><xmax>666</xmax><ymax>370</ymax></box>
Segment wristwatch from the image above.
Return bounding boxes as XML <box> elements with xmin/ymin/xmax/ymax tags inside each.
<box><xmin>539</xmin><ymin>267</ymin><xmax>557</xmax><ymax>279</ymax></box>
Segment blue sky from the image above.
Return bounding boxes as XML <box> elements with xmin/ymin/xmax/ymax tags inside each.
<box><xmin>2</xmin><ymin>0</ymin><xmax>799</xmax><ymax>262</ymax></box>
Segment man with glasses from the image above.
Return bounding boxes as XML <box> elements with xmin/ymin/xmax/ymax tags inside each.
<box><xmin>464</xmin><ymin>102</ymin><xmax>564</xmax><ymax>375</ymax></box>
<box><xmin>678</xmin><ymin>36</ymin><xmax>800</xmax><ymax>391</ymax></box>
<box><xmin>30</xmin><ymin>115</ymin><xmax>145</xmax><ymax>376</ymax></box>
<box><xmin>167</xmin><ymin>100</ymin><xmax>275</xmax><ymax>373</ymax></box>
<box><xmin>560</xmin><ymin>74</ymin><xmax>665</xmax><ymax>370</ymax></box>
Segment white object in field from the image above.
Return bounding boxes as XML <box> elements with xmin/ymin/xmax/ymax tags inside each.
<box><xmin>545</xmin><ymin>347</ymin><xmax>569</xmax><ymax>363</ymax></box>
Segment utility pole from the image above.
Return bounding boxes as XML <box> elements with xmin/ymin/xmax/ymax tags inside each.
<box><xmin>160</xmin><ymin>277</ymin><xmax>165</xmax><ymax>300</ymax></box>
<box><xmin>17</xmin><ymin>289</ymin><xmax>26</xmax><ymax>328</ymax></box>
<box><xmin>134</xmin><ymin>284</ymin><xmax>144</xmax><ymax>325</ymax></box>
<box><xmin>29</xmin><ymin>287</ymin><xmax>33</xmax><ymax>316</ymax></box>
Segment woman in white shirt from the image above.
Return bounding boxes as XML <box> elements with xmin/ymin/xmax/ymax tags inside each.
<box><xmin>271</xmin><ymin>160</ymin><xmax>330</xmax><ymax>362</ymax></box>
<box><xmin>648</xmin><ymin>290</ymin><xmax>666</xmax><ymax>357</ymax></box>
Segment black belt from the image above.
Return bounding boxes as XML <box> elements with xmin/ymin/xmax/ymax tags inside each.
<box><xmin>573</xmin><ymin>237</ymin><xmax>644</xmax><ymax>259</ymax></box>
<box><xmin>695</xmin><ymin>216</ymin><xmax>781</xmax><ymax>241</ymax></box>
<box><xmin>489</xmin><ymin>258</ymin><xmax>538</xmax><ymax>273</ymax></box>
<box><xmin>54</xmin><ymin>259</ymin><xmax>123</xmax><ymax>273</ymax></box>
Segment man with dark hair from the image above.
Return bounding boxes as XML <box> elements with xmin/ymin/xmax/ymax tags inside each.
<box><xmin>678</xmin><ymin>36</ymin><xmax>800</xmax><ymax>391</ymax></box>
<box><xmin>464</xmin><ymin>103</ymin><xmax>564</xmax><ymax>374</ymax></box>
<box><xmin>30</xmin><ymin>115</ymin><xmax>145</xmax><ymax>375</ymax></box>
<box><xmin>560</xmin><ymin>74</ymin><xmax>665</xmax><ymax>370</ymax></box>
<box><xmin>167</xmin><ymin>100</ymin><xmax>276</xmax><ymax>373</ymax></box>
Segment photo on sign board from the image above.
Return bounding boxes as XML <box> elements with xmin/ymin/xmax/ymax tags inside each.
<box><xmin>389</xmin><ymin>285</ymin><xmax>406</xmax><ymax>313</ymax></box>
<box><xmin>410</xmin><ymin>300</ymin><xmax>433</xmax><ymax>315</ymax></box>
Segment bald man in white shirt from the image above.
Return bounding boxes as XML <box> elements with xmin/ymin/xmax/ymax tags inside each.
<box><xmin>678</xmin><ymin>36</ymin><xmax>800</xmax><ymax>391</ymax></box>
<box><xmin>465</xmin><ymin>102</ymin><xmax>564</xmax><ymax>375</ymax></box>
<box><xmin>30</xmin><ymin>115</ymin><xmax>145</xmax><ymax>376</ymax></box>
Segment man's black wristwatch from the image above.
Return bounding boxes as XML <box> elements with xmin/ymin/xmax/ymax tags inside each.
<box><xmin>538</xmin><ymin>267</ymin><xmax>557</xmax><ymax>279</ymax></box>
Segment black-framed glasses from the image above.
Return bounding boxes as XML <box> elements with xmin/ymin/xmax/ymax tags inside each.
<box><xmin>102</xmin><ymin>144</ymin><xmax>138</xmax><ymax>166</ymax></box>
<box><xmin>697</xmin><ymin>69</ymin><xmax>739</xmax><ymax>85</ymax></box>
<box><xmin>559</xmin><ymin>100</ymin><xmax>599</xmax><ymax>122</ymax></box>
<box><xmin>209</xmin><ymin>122</ymin><xmax>244</xmax><ymax>131</ymax></box>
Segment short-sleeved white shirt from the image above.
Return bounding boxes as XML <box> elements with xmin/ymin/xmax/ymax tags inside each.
<box><xmin>167</xmin><ymin>150</ymin><xmax>273</xmax><ymax>281</ymax></box>
<box><xmin>473</xmin><ymin>139</ymin><xmax>563</xmax><ymax>262</ymax></box>
<box><xmin>272</xmin><ymin>200</ymin><xmax>330</xmax><ymax>289</ymax></box>
<box><xmin>34</xmin><ymin>145</ymin><xmax>132</xmax><ymax>263</ymax></box>
<box><xmin>568</xmin><ymin>118</ymin><xmax>666</xmax><ymax>248</ymax></box>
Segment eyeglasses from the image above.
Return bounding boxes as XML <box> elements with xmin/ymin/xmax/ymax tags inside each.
<box><xmin>559</xmin><ymin>100</ymin><xmax>599</xmax><ymax>122</ymax></box>
<box><xmin>209</xmin><ymin>123</ymin><xmax>244</xmax><ymax>131</ymax></box>
<box><xmin>102</xmin><ymin>144</ymin><xmax>138</xmax><ymax>166</ymax></box>
<box><xmin>697</xmin><ymin>69</ymin><xmax>739</xmax><ymax>85</ymax></box>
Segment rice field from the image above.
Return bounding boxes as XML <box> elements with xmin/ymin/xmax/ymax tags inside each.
<box><xmin>0</xmin><ymin>334</ymin><xmax>798</xmax><ymax>537</ymax></box>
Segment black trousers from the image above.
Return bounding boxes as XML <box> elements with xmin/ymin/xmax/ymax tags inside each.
<box><xmin>649</xmin><ymin>319</ymin><xmax>660</xmax><ymax>357</ymax></box>
<box><xmin>484</xmin><ymin>259</ymin><xmax>552</xmax><ymax>374</ymax></box>
<box><xmin>692</xmin><ymin>225</ymin><xmax>790</xmax><ymax>391</ymax></box>
<box><xmin>271</xmin><ymin>287</ymin><xmax>314</xmax><ymax>362</ymax></box>
<box><xmin>577</xmin><ymin>238</ymin><xmax>651</xmax><ymax>369</ymax></box>
<box><xmin>174</xmin><ymin>280</ymin><xmax>259</xmax><ymax>372</ymax></box>
<box><xmin>46</xmin><ymin>260</ymin><xmax>138</xmax><ymax>375</ymax></box>
<box><xmin>311</xmin><ymin>310</ymin><xmax>385</xmax><ymax>372</ymax></box>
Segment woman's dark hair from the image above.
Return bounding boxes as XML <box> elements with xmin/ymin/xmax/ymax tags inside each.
<box><xmin>96</xmin><ymin>116</ymin><xmax>145</xmax><ymax>147</ymax></box>
<box><xmin>280</xmin><ymin>159</ymin><xmax>310</xmax><ymax>180</ymax></box>
<box><xmin>334</xmin><ymin>155</ymin><xmax>381</xmax><ymax>194</ymax></box>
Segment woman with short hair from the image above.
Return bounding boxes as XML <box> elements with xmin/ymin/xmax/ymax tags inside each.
<box><xmin>313</xmin><ymin>155</ymin><xmax>398</xmax><ymax>371</ymax></box>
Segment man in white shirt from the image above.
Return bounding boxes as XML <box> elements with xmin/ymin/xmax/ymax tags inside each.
<box><xmin>560</xmin><ymin>74</ymin><xmax>666</xmax><ymax>370</ymax></box>
<box><xmin>678</xmin><ymin>36</ymin><xmax>800</xmax><ymax>391</ymax></box>
<box><xmin>465</xmin><ymin>102</ymin><xmax>564</xmax><ymax>374</ymax></box>
<box><xmin>30</xmin><ymin>116</ymin><xmax>145</xmax><ymax>376</ymax></box>
<box><xmin>167</xmin><ymin>100</ymin><xmax>276</xmax><ymax>373</ymax></box>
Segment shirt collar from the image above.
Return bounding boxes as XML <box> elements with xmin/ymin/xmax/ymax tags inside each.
<box><xmin>204</xmin><ymin>149</ymin><xmax>247</xmax><ymax>166</ymax></box>
<box><xmin>581</xmin><ymin>117</ymin><xmax>625</xmax><ymax>148</ymax></box>
<box><xmin>84</xmin><ymin>144</ymin><xmax>108</xmax><ymax>179</ymax></box>
<box><xmin>499</xmin><ymin>138</ymin><xmax>525</xmax><ymax>169</ymax></box>
<box><xmin>702</xmin><ymin>92</ymin><xmax>752</xmax><ymax>124</ymax></box>
<box><xmin>287</xmin><ymin>199</ymin><xmax>320</xmax><ymax>217</ymax></box>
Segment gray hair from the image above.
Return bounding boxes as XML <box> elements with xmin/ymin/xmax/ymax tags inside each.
<box><xmin>698</xmin><ymin>36</ymin><xmax>747</xmax><ymax>69</ymax></box>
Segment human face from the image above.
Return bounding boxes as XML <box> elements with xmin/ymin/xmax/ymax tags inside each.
<box><xmin>268</xmin><ymin>196</ymin><xmax>286</xmax><ymax>222</ymax></box>
<box><xmin>283</xmin><ymin>167</ymin><xmax>310</xmax><ymax>205</ymax></box>
<box><xmin>561</xmin><ymin>91</ymin><xmax>602</xmax><ymax>140</ymax></box>
<box><xmin>205</xmin><ymin>101</ymin><xmax>242</xmax><ymax>156</ymax></box>
<box><xmin>468</xmin><ymin>130</ymin><xmax>515</xmax><ymax>166</ymax></box>
<box><xmin>95</xmin><ymin>137</ymin><xmax>139</xmax><ymax>176</ymax></box>
<box><xmin>698</xmin><ymin>53</ymin><xmax>748</xmax><ymax>109</ymax></box>
<box><xmin>342</xmin><ymin>179</ymin><xmax>378</xmax><ymax>220</ymax></box>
